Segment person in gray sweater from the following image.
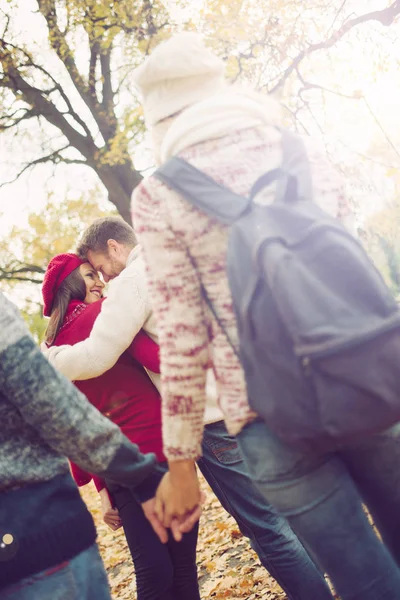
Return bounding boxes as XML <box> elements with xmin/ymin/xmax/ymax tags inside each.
<box><xmin>0</xmin><ymin>292</ymin><xmax>194</xmax><ymax>599</ymax></box>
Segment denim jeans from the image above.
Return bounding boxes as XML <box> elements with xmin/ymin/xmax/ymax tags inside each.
<box><xmin>0</xmin><ymin>544</ymin><xmax>110</xmax><ymax>600</ymax></box>
<box><xmin>198</xmin><ymin>421</ymin><xmax>332</xmax><ymax>600</ymax></box>
<box><xmin>237</xmin><ymin>418</ymin><xmax>400</xmax><ymax>600</ymax></box>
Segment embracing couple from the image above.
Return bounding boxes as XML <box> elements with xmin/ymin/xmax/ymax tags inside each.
<box><xmin>42</xmin><ymin>216</ymin><xmax>332</xmax><ymax>600</ymax></box>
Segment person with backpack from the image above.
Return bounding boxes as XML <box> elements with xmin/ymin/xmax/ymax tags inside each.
<box><xmin>43</xmin><ymin>218</ymin><xmax>332</xmax><ymax>600</ymax></box>
<box><xmin>130</xmin><ymin>32</ymin><xmax>400</xmax><ymax>600</ymax></box>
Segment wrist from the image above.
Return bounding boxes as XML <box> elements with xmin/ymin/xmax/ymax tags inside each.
<box><xmin>168</xmin><ymin>459</ymin><xmax>196</xmax><ymax>482</ymax></box>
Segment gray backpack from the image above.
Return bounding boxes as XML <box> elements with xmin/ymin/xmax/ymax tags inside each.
<box><xmin>154</xmin><ymin>129</ymin><xmax>400</xmax><ymax>452</ymax></box>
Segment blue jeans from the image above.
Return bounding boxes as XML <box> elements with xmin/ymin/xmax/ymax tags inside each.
<box><xmin>0</xmin><ymin>544</ymin><xmax>110</xmax><ymax>600</ymax></box>
<box><xmin>237</xmin><ymin>418</ymin><xmax>400</xmax><ymax>600</ymax></box>
<box><xmin>199</xmin><ymin>421</ymin><xmax>332</xmax><ymax>600</ymax></box>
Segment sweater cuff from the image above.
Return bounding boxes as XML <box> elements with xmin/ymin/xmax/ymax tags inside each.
<box><xmin>134</xmin><ymin>463</ymin><xmax>168</xmax><ymax>503</ymax></box>
<box><xmin>96</xmin><ymin>437</ymin><xmax>156</xmax><ymax>488</ymax></box>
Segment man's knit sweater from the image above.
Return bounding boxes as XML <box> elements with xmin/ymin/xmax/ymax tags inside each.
<box><xmin>0</xmin><ymin>292</ymin><xmax>157</xmax><ymax>588</ymax></box>
<box><xmin>44</xmin><ymin>246</ymin><xmax>158</xmax><ymax>381</ymax></box>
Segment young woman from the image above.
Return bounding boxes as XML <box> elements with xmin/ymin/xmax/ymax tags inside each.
<box><xmin>42</xmin><ymin>252</ymin><xmax>200</xmax><ymax>600</ymax></box>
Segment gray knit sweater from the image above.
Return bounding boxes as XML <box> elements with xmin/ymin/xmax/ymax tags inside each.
<box><xmin>0</xmin><ymin>292</ymin><xmax>155</xmax><ymax>492</ymax></box>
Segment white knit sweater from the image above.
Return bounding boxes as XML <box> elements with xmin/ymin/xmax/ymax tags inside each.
<box><xmin>44</xmin><ymin>247</ymin><xmax>223</xmax><ymax>425</ymax></box>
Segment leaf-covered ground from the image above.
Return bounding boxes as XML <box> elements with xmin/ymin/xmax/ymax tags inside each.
<box><xmin>81</xmin><ymin>475</ymin><xmax>288</xmax><ymax>600</ymax></box>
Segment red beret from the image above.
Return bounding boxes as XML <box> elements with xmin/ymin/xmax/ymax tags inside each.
<box><xmin>42</xmin><ymin>253</ymin><xmax>84</xmax><ymax>317</ymax></box>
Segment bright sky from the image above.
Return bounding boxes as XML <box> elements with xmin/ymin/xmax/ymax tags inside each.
<box><xmin>0</xmin><ymin>0</ymin><xmax>399</xmax><ymax>242</ymax></box>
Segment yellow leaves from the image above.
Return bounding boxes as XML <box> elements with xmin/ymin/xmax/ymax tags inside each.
<box><xmin>8</xmin><ymin>192</ymin><xmax>114</xmax><ymax>276</ymax></box>
<box><xmin>98</xmin><ymin>132</ymin><xmax>130</xmax><ymax>167</ymax></box>
<box><xmin>225</xmin><ymin>55</ymin><xmax>240</xmax><ymax>79</ymax></box>
<box><xmin>80</xmin><ymin>475</ymin><xmax>287</xmax><ymax>599</ymax></box>
<box><xmin>386</xmin><ymin>167</ymin><xmax>399</xmax><ymax>178</ymax></box>
<box><xmin>205</xmin><ymin>560</ymin><xmax>217</xmax><ymax>572</ymax></box>
<box><xmin>215</xmin><ymin>520</ymin><xmax>230</xmax><ymax>531</ymax></box>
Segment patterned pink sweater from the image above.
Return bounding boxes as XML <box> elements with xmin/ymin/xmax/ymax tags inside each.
<box><xmin>132</xmin><ymin>126</ymin><xmax>351</xmax><ymax>460</ymax></box>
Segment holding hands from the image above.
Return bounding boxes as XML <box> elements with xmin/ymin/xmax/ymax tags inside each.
<box><xmin>142</xmin><ymin>460</ymin><xmax>203</xmax><ymax>543</ymax></box>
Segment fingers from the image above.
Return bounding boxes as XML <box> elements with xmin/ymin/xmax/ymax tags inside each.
<box><xmin>179</xmin><ymin>505</ymin><xmax>202</xmax><ymax>533</ymax></box>
<box><xmin>102</xmin><ymin>507</ymin><xmax>122</xmax><ymax>531</ymax></box>
<box><xmin>169</xmin><ymin>505</ymin><xmax>202</xmax><ymax>542</ymax></box>
<box><xmin>141</xmin><ymin>498</ymin><xmax>168</xmax><ymax>544</ymax></box>
<box><xmin>147</xmin><ymin>513</ymin><xmax>169</xmax><ymax>544</ymax></box>
<box><xmin>163</xmin><ymin>506</ymin><xmax>173</xmax><ymax>528</ymax></box>
<box><xmin>104</xmin><ymin>518</ymin><xmax>122</xmax><ymax>531</ymax></box>
<box><xmin>154</xmin><ymin>493</ymin><xmax>165</xmax><ymax>524</ymax></box>
<box><xmin>170</xmin><ymin>518</ymin><xmax>183</xmax><ymax>542</ymax></box>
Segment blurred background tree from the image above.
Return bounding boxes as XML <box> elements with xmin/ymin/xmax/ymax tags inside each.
<box><xmin>1</xmin><ymin>0</ymin><xmax>400</xmax><ymax>328</ymax></box>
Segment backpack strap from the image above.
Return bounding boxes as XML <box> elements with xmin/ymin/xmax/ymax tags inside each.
<box><xmin>154</xmin><ymin>129</ymin><xmax>313</xmax><ymax>219</ymax></box>
<box><xmin>154</xmin><ymin>156</ymin><xmax>248</xmax><ymax>225</ymax></box>
<box><xmin>250</xmin><ymin>128</ymin><xmax>313</xmax><ymax>204</ymax></box>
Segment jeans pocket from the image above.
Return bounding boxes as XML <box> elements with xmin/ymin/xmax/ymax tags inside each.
<box><xmin>210</xmin><ymin>440</ymin><xmax>242</xmax><ymax>465</ymax></box>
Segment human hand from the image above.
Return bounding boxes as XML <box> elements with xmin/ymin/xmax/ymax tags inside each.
<box><xmin>103</xmin><ymin>507</ymin><xmax>123</xmax><ymax>531</ymax></box>
<box><xmin>169</xmin><ymin>503</ymin><xmax>203</xmax><ymax>542</ymax></box>
<box><xmin>142</xmin><ymin>491</ymin><xmax>205</xmax><ymax>543</ymax></box>
<box><xmin>40</xmin><ymin>343</ymin><xmax>68</xmax><ymax>364</ymax></box>
<box><xmin>141</xmin><ymin>497</ymin><xmax>168</xmax><ymax>543</ymax></box>
<box><xmin>100</xmin><ymin>489</ymin><xmax>122</xmax><ymax>531</ymax></box>
<box><xmin>40</xmin><ymin>342</ymin><xmax>48</xmax><ymax>353</ymax></box>
<box><xmin>154</xmin><ymin>460</ymin><xmax>201</xmax><ymax>528</ymax></box>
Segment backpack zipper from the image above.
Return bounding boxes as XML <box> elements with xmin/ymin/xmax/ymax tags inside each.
<box><xmin>301</xmin><ymin>356</ymin><xmax>312</xmax><ymax>376</ymax></box>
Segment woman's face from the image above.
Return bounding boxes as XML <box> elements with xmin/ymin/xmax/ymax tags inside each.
<box><xmin>79</xmin><ymin>263</ymin><xmax>105</xmax><ymax>304</ymax></box>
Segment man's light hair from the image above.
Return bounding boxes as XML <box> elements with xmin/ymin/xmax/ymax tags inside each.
<box><xmin>77</xmin><ymin>216</ymin><xmax>137</xmax><ymax>260</ymax></box>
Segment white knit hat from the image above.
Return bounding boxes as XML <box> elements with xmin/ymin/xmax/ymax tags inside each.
<box><xmin>132</xmin><ymin>32</ymin><xmax>226</xmax><ymax>127</ymax></box>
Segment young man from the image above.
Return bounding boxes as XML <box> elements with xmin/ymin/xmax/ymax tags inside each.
<box><xmin>43</xmin><ymin>216</ymin><xmax>332</xmax><ymax>600</ymax></box>
<box><xmin>0</xmin><ymin>291</ymin><xmax>183</xmax><ymax>599</ymax></box>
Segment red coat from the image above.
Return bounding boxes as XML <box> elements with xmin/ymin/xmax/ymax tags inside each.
<box><xmin>53</xmin><ymin>299</ymin><xmax>165</xmax><ymax>491</ymax></box>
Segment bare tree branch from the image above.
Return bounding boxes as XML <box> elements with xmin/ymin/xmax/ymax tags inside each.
<box><xmin>327</xmin><ymin>0</ymin><xmax>348</xmax><ymax>34</ymax></box>
<box><xmin>296</xmin><ymin>68</ymin><xmax>361</xmax><ymax>101</ymax></box>
<box><xmin>0</xmin><ymin>40</ymin><xmax>94</xmax><ymax>139</ymax></box>
<box><xmin>1</xmin><ymin>56</ymin><xmax>99</xmax><ymax>160</ymax></box>
<box><xmin>37</xmin><ymin>0</ymin><xmax>117</xmax><ymax>141</ymax></box>
<box><xmin>0</xmin><ymin>262</ymin><xmax>45</xmax><ymax>285</ymax></box>
<box><xmin>0</xmin><ymin>145</ymin><xmax>86</xmax><ymax>187</ymax></box>
<box><xmin>363</xmin><ymin>96</ymin><xmax>400</xmax><ymax>160</ymax></box>
<box><xmin>0</xmin><ymin>106</ymin><xmax>39</xmax><ymax>130</ymax></box>
<box><xmin>100</xmin><ymin>49</ymin><xmax>113</xmax><ymax>112</ymax></box>
<box><xmin>88</xmin><ymin>42</ymin><xmax>99</xmax><ymax>98</ymax></box>
<box><xmin>269</xmin><ymin>0</ymin><xmax>400</xmax><ymax>94</ymax></box>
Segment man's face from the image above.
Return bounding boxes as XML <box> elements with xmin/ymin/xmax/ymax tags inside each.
<box><xmin>87</xmin><ymin>243</ymin><xmax>127</xmax><ymax>283</ymax></box>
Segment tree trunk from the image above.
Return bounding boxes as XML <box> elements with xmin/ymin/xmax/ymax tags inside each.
<box><xmin>95</xmin><ymin>163</ymin><xmax>143</xmax><ymax>224</ymax></box>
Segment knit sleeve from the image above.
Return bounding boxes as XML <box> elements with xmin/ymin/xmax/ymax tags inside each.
<box><xmin>132</xmin><ymin>182</ymin><xmax>209</xmax><ymax>461</ymax></box>
<box><xmin>43</xmin><ymin>271</ymin><xmax>151</xmax><ymax>381</ymax></box>
<box><xmin>127</xmin><ymin>330</ymin><xmax>161</xmax><ymax>374</ymax></box>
